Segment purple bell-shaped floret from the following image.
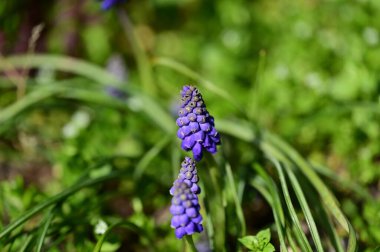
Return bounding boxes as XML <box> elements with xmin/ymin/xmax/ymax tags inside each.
<box><xmin>169</xmin><ymin>181</ymin><xmax>203</xmax><ymax>239</ymax></box>
<box><xmin>176</xmin><ymin>85</ymin><xmax>221</xmax><ymax>161</ymax></box>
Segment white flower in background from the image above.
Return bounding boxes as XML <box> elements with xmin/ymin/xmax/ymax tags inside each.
<box><xmin>274</xmin><ymin>64</ymin><xmax>289</xmax><ymax>80</ymax></box>
<box><xmin>94</xmin><ymin>219</ymin><xmax>108</xmax><ymax>235</ymax></box>
<box><xmin>305</xmin><ymin>72</ymin><xmax>324</xmax><ymax>93</ymax></box>
<box><xmin>363</xmin><ymin>27</ymin><xmax>378</xmax><ymax>46</ymax></box>
<box><xmin>294</xmin><ymin>21</ymin><xmax>312</xmax><ymax>39</ymax></box>
<box><xmin>62</xmin><ymin>110</ymin><xmax>91</xmax><ymax>139</ymax></box>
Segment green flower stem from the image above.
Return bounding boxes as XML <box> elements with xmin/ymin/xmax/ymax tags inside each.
<box><xmin>185</xmin><ymin>235</ymin><xmax>198</xmax><ymax>252</ymax></box>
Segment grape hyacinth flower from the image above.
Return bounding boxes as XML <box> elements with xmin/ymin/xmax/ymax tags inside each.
<box><xmin>101</xmin><ymin>0</ymin><xmax>126</xmax><ymax>10</ymax></box>
<box><xmin>105</xmin><ymin>86</ymin><xmax>127</xmax><ymax>100</ymax></box>
<box><xmin>170</xmin><ymin>157</ymin><xmax>200</xmax><ymax>195</ymax></box>
<box><xmin>170</xmin><ymin>181</ymin><xmax>203</xmax><ymax>239</ymax></box>
<box><xmin>176</xmin><ymin>86</ymin><xmax>221</xmax><ymax>161</ymax></box>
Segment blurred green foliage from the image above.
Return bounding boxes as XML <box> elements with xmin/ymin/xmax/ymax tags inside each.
<box><xmin>0</xmin><ymin>0</ymin><xmax>379</xmax><ymax>251</ymax></box>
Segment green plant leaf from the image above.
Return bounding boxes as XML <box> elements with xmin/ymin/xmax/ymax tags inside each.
<box><xmin>239</xmin><ymin>228</ymin><xmax>275</xmax><ymax>252</ymax></box>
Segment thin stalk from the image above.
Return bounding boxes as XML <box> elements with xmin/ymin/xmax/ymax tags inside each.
<box><xmin>185</xmin><ymin>236</ymin><xmax>198</xmax><ymax>252</ymax></box>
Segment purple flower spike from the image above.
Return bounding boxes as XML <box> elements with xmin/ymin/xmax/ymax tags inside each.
<box><xmin>170</xmin><ymin>157</ymin><xmax>200</xmax><ymax>195</ymax></box>
<box><xmin>170</xmin><ymin>181</ymin><xmax>203</xmax><ymax>239</ymax></box>
<box><xmin>177</xmin><ymin>85</ymin><xmax>221</xmax><ymax>161</ymax></box>
<box><xmin>101</xmin><ymin>0</ymin><xmax>126</xmax><ymax>10</ymax></box>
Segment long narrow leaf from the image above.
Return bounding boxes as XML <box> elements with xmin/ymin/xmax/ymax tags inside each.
<box><xmin>271</xmin><ymin>159</ymin><xmax>312</xmax><ymax>252</ymax></box>
<box><xmin>35</xmin><ymin>207</ymin><xmax>55</xmax><ymax>252</ymax></box>
<box><xmin>225</xmin><ymin>162</ymin><xmax>246</xmax><ymax>236</ymax></box>
<box><xmin>0</xmin><ymin>55</ymin><xmax>119</xmax><ymax>86</ymax></box>
<box><xmin>152</xmin><ymin>57</ymin><xmax>243</xmax><ymax>112</ymax></box>
<box><xmin>134</xmin><ymin>135</ymin><xmax>172</xmax><ymax>179</ymax></box>
<box><xmin>285</xmin><ymin>166</ymin><xmax>324</xmax><ymax>252</ymax></box>
<box><xmin>264</xmin><ymin>132</ymin><xmax>357</xmax><ymax>251</ymax></box>
<box><xmin>252</xmin><ymin>165</ymin><xmax>287</xmax><ymax>251</ymax></box>
<box><xmin>250</xmin><ymin>177</ymin><xmax>287</xmax><ymax>252</ymax></box>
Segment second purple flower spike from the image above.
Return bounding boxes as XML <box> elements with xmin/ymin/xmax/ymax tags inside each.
<box><xmin>176</xmin><ymin>85</ymin><xmax>221</xmax><ymax>161</ymax></box>
<box><xmin>170</xmin><ymin>181</ymin><xmax>203</xmax><ymax>239</ymax></box>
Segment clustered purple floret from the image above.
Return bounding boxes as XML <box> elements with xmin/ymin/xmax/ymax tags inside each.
<box><xmin>101</xmin><ymin>0</ymin><xmax>126</xmax><ymax>10</ymax></box>
<box><xmin>176</xmin><ymin>85</ymin><xmax>221</xmax><ymax>161</ymax></box>
<box><xmin>170</xmin><ymin>157</ymin><xmax>200</xmax><ymax>195</ymax></box>
<box><xmin>105</xmin><ymin>86</ymin><xmax>127</xmax><ymax>100</ymax></box>
<box><xmin>169</xmin><ymin>86</ymin><xmax>221</xmax><ymax>239</ymax></box>
<box><xmin>170</xmin><ymin>180</ymin><xmax>203</xmax><ymax>239</ymax></box>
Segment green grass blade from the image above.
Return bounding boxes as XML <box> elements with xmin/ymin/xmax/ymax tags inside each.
<box><xmin>117</xmin><ymin>9</ymin><xmax>155</xmax><ymax>95</ymax></box>
<box><xmin>285</xmin><ymin>226</ymin><xmax>300</xmax><ymax>252</ymax></box>
<box><xmin>216</xmin><ymin>119</ymin><xmax>256</xmax><ymax>142</ymax></box>
<box><xmin>250</xmin><ymin>177</ymin><xmax>287</xmax><ymax>252</ymax></box>
<box><xmin>253</xmin><ymin>164</ymin><xmax>284</xmax><ymax>225</ymax></box>
<box><xmin>312</xmin><ymin>163</ymin><xmax>372</xmax><ymax>201</ymax></box>
<box><xmin>264</xmin><ymin>132</ymin><xmax>349</xmax><ymax>232</ymax></box>
<box><xmin>35</xmin><ymin>208</ymin><xmax>55</xmax><ymax>252</ymax></box>
<box><xmin>0</xmin><ymin>170</ymin><xmax>124</xmax><ymax>240</ymax></box>
<box><xmin>152</xmin><ymin>57</ymin><xmax>243</xmax><ymax>112</ymax></box>
<box><xmin>206</xmin><ymin>119</ymin><xmax>357</xmax><ymax>250</ymax></box>
<box><xmin>284</xmin><ymin>167</ymin><xmax>324</xmax><ymax>252</ymax></box>
<box><xmin>261</xmin><ymin>131</ymin><xmax>357</xmax><ymax>250</ymax></box>
<box><xmin>19</xmin><ymin>235</ymin><xmax>35</xmax><ymax>252</ymax></box>
<box><xmin>271</xmin><ymin>159</ymin><xmax>312</xmax><ymax>252</ymax></box>
<box><xmin>0</xmin><ymin>85</ymin><xmax>63</xmax><ymax>125</ymax></box>
<box><xmin>0</xmin><ymin>54</ymin><xmax>119</xmax><ymax>86</ymax></box>
<box><xmin>138</xmin><ymin>94</ymin><xmax>175</xmax><ymax>133</ymax></box>
<box><xmin>225</xmin><ymin>162</ymin><xmax>246</xmax><ymax>236</ymax></box>
<box><xmin>299</xmin><ymin>178</ymin><xmax>344</xmax><ymax>252</ymax></box>
<box><xmin>134</xmin><ymin>135</ymin><xmax>172</xmax><ymax>179</ymax></box>
<box><xmin>1</xmin><ymin>55</ymin><xmax>174</xmax><ymax>134</ymax></box>
<box><xmin>252</xmin><ymin>165</ymin><xmax>287</xmax><ymax>251</ymax></box>
<box><xmin>250</xmin><ymin>177</ymin><xmax>272</xmax><ymax>206</ymax></box>
<box><xmin>346</xmin><ymin>220</ymin><xmax>358</xmax><ymax>252</ymax></box>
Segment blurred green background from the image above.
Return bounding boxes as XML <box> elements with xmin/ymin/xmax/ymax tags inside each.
<box><xmin>0</xmin><ymin>0</ymin><xmax>379</xmax><ymax>251</ymax></box>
